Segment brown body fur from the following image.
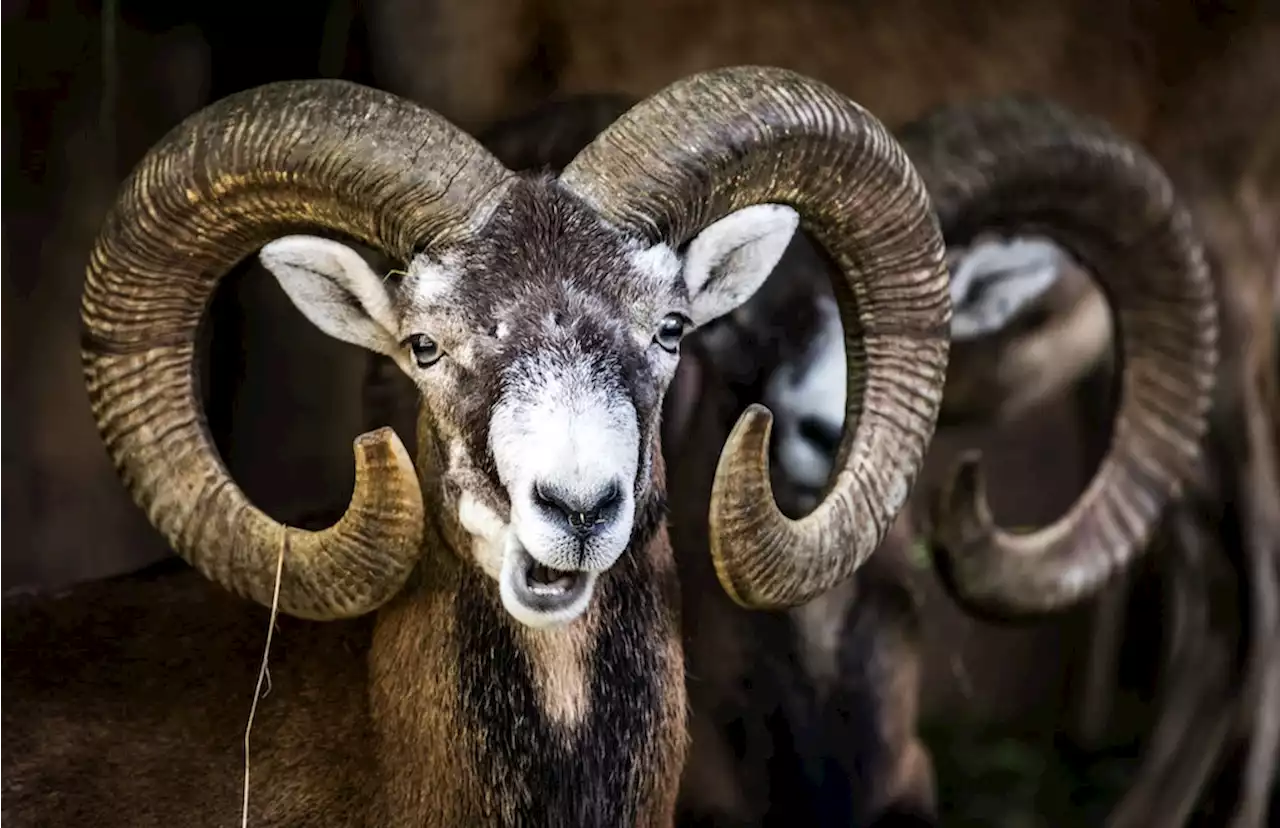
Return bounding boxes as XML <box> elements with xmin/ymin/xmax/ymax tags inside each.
<box><xmin>2</xmin><ymin>482</ymin><xmax>687</xmax><ymax>826</ymax></box>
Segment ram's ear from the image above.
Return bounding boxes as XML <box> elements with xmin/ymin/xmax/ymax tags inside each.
<box><xmin>681</xmin><ymin>204</ymin><xmax>800</xmax><ymax>328</ymax></box>
<box><xmin>949</xmin><ymin>237</ymin><xmax>1068</xmax><ymax>341</ymax></box>
<box><xmin>260</xmin><ymin>235</ymin><xmax>400</xmax><ymax>356</ymax></box>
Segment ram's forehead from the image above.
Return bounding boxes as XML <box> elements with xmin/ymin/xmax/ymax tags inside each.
<box><xmin>408</xmin><ymin>176</ymin><xmax>686</xmax><ymax>325</ymax></box>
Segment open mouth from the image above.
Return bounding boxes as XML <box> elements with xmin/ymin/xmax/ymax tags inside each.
<box><xmin>527</xmin><ymin>562</ymin><xmax>580</xmax><ymax>596</ymax></box>
<box><xmin>499</xmin><ymin>539</ymin><xmax>597</xmax><ymax>628</ymax></box>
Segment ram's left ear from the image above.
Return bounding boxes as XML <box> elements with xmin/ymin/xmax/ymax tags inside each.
<box><xmin>681</xmin><ymin>204</ymin><xmax>800</xmax><ymax>328</ymax></box>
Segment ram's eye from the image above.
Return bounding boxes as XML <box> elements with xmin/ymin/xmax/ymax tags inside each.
<box><xmin>407</xmin><ymin>334</ymin><xmax>442</xmax><ymax>368</ymax></box>
<box><xmin>653</xmin><ymin>313</ymin><xmax>689</xmax><ymax>354</ymax></box>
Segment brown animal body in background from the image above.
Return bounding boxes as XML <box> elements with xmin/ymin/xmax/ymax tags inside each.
<box><xmin>682</xmin><ymin>97</ymin><xmax>1218</xmax><ymax>825</ymax></box>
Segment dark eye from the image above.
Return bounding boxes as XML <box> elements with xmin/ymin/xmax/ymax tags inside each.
<box><xmin>653</xmin><ymin>313</ymin><xmax>689</xmax><ymax>354</ymax></box>
<box><xmin>407</xmin><ymin>334</ymin><xmax>442</xmax><ymax>368</ymax></box>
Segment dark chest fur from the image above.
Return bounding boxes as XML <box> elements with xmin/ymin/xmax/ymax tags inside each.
<box><xmin>689</xmin><ymin>600</ymin><xmax>897</xmax><ymax>828</ymax></box>
<box><xmin>452</xmin><ymin>494</ymin><xmax>683</xmax><ymax>826</ymax></box>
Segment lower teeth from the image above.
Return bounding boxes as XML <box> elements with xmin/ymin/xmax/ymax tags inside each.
<box><xmin>528</xmin><ymin>565</ymin><xmax>573</xmax><ymax>595</ymax></box>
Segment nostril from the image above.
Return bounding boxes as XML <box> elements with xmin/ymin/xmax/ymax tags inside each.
<box><xmin>797</xmin><ymin>417</ymin><xmax>842</xmax><ymax>456</ymax></box>
<box><xmin>580</xmin><ymin>482</ymin><xmax>622</xmax><ymax>531</ymax></box>
<box><xmin>595</xmin><ymin>481</ymin><xmax>622</xmax><ymax>512</ymax></box>
<box><xmin>533</xmin><ymin>482</ymin><xmax>560</xmax><ymax>513</ymax></box>
<box><xmin>532</xmin><ymin>481</ymin><xmax>623</xmax><ymax>537</ymax></box>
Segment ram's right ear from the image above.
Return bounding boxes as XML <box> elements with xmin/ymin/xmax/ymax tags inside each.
<box><xmin>260</xmin><ymin>235</ymin><xmax>400</xmax><ymax>356</ymax></box>
<box><xmin>949</xmin><ymin>237</ymin><xmax>1068</xmax><ymax>341</ymax></box>
<box><xmin>680</xmin><ymin>204</ymin><xmax>800</xmax><ymax>328</ymax></box>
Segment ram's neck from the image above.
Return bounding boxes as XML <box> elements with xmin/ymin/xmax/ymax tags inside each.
<box><xmin>365</xmin><ymin>476</ymin><xmax>686</xmax><ymax>827</ymax></box>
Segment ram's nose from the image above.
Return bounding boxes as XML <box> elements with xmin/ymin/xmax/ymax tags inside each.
<box><xmin>532</xmin><ymin>481</ymin><xmax>624</xmax><ymax>539</ymax></box>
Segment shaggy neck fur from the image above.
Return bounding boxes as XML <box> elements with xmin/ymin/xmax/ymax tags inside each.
<box><xmin>364</xmin><ymin>429</ymin><xmax>686</xmax><ymax>827</ymax></box>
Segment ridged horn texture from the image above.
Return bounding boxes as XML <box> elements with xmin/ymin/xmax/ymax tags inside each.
<box><xmin>81</xmin><ymin>80</ymin><xmax>513</xmax><ymax>620</ymax></box>
<box><xmin>902</xmin><ymin>97</ymin><xmax>1219</xmax><ymax>619</ymax></box>
<box><xmin>561</xmin><ymin>66</ymin><xmax>952</xmax><ymax>610</ymax></box>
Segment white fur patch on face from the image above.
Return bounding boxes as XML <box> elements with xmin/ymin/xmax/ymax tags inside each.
<box><xmin>761</xmin><ymin>235</ymin><xmax>1068</xmax><ymax>499</ymax></box>
<box><xmin>950</xmin><ymin>236</ymin><xmax>1066</xmax><ymax>341</ymax></box>
<box><xmin>489</xmin><ymin>351</ymin><xmax>640</xmax><ymax>575</ymax></box>
<box><xmin>627</xmin><ymin>240</ymin><xmax>681</xmax><ymax>290</ymax></box>
<box><xmin>405</xmin><ymin>253</ymin><xmax>461</xmax><ymax>309</ymax></box>
<box><xmin>458</xmin><ymin>489</ymin><xmax>509</xmax><ymax>578</ymax></box>
<box><xmin>764</xmin><ymin>297</ymin><xmax>847</xmax><ymax>492</ymax></box>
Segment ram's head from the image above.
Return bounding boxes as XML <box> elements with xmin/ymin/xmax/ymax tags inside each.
<box><xmin>81</xmin><ymin>67</ymin><xmax>953</xmax><ymax>629</ymax></box>
<box><xmin>690</xmin><ymin>96</ymin><xmax>1219</xmax><ymax>619</ymax></box>
<box><xmin>745</xmin><ymin>231</ymin><xmax>1111</xmax><ymax>514</ymax></box>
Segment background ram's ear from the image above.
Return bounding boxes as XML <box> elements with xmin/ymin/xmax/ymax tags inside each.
<box><xmin>949</xmin><ymin>237</ymin><xmax>1069</xmax><ymax>341</ymax></box>
<box><xmin>260</xmin><ymin>235</ymin><xmax>401</xmax><ymax>356</ymax></box>
<box><xmin>681</xmin><ymin>203</ymin><xmax>800</xmax><ymax>327</ymax></box>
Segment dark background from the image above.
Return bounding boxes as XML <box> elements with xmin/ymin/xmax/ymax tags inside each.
<box><xmin>4</xmin><ymin>1</ymin><xmax>1276</xmax><ymax>824</ymax></box>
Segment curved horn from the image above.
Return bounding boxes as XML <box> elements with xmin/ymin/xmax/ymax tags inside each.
<box><xmin>561</xmin><ymin>66</ymin><xmax>951</xmax><ymax>610</ymax></box>
<box><xmin>82</xmin><ymin>80</ymin><xmax>513</xmax><ymax>620</ymax></box>
<box><xmin>899</xmin><ymin>97</ymin><xmax>1218</xmax><ymax>618</ymax></box>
